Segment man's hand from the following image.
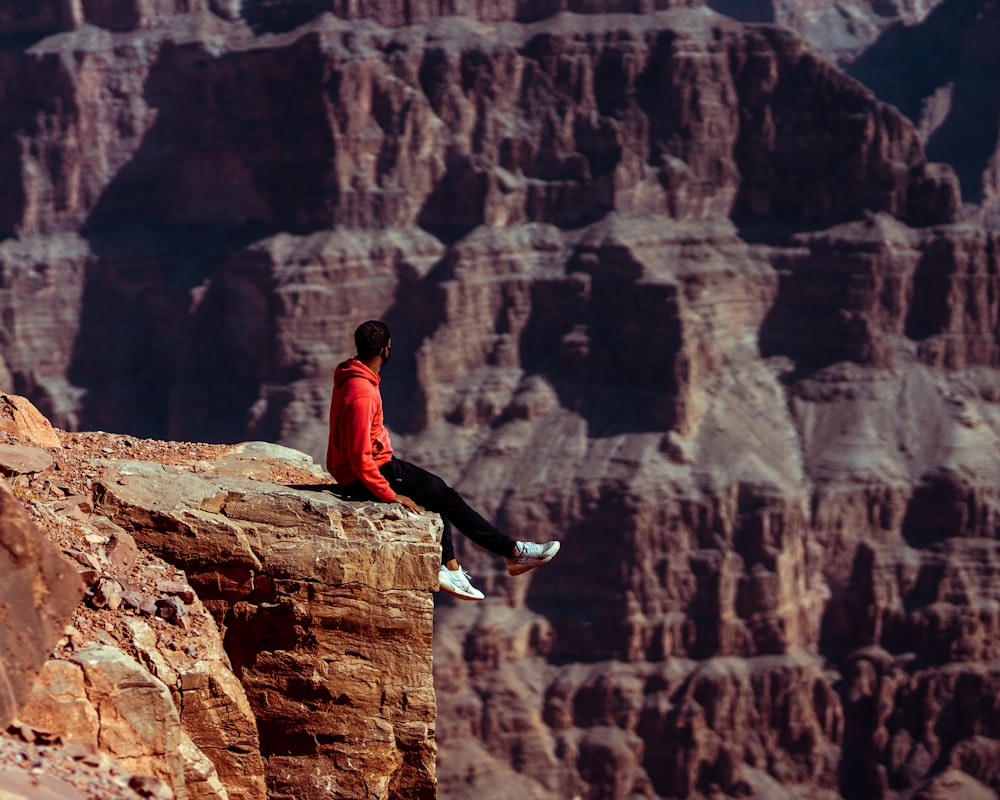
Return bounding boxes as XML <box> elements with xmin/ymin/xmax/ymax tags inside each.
<box><xmin>394</xmin><ymin>494</ymin><xmax>422</xmax><ymax>514</ymax></box>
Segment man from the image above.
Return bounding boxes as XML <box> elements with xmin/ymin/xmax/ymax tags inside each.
<box><xmin>327</xmin><ymin>320</ymin><xmax>560</xmax><ymax>601</ymax></box>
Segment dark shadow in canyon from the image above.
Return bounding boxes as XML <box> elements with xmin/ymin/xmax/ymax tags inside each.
<box><xmin>71</xmin><ymin>35</ymin><xmax>338</xmax><ymax>441</ymax></box>
<box><xmin>241</xmin><ymin>0</ymin><xmax>331</xmax><ymax>34</ymax></box>
<box><xmin>0</xmin><ymin>31</ymin><xmax>50</xmax><ymax>50</ymax></box>
<box><xmin>758</xmin><ymin>256</ymin><xmax>880</xmax><ymax>377</ymax></box>
<box><xmin>704</xmin><ymin>0</ymin><xmax>775</xmax><ymax>23</ymax></box>
<box><xmin>416</xmin><ymin>154</ymin><xmax>488</xmax><ymax>245</ymax></box>
<box><xmin>515</xmin><ymin>254</ymin><xmax>684</xmax><ymax>437</ymax></box>
<box><xmin>70</xmin><ymin>226</ymin><xmax>268</xmax><ymax>441</ymax></box>
<box><xmin>848</xmin><ymin>0</ymin><xmax>997</xmax><ymax>203</ymax></box>
<box><xmin>515</xmin><ymin>481</ymin><xmax>640</xmax><ymax>665</ymax></box>
<box><xmin>900</xmin><ymin>469</ymin><xmax>970</xmax><ymax>548</ymax></box>
<box><xmin>375</xmin><ymin>254</ymin><xmax>454</xmax><ymax>436</ymax></box>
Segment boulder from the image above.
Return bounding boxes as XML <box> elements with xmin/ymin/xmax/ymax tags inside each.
<box><xmin>93</xmin><ymin>442</ymin><xmax>441</xmax><ymax>800</ymax></box>
<box><xmin>68</xmin><ymin>646</ymin><xmax>187</xmax><ymax>795</ymax></box>
<box><xmin>0</xmin><ymin>394</ymin><xmax>62</xmax><ymax>449</ymax></box>
<box><xmin>0</xmin><ymin>444</ymin><xmax>53</xmax><ymax>476</ymax></box>
<box><xmin>0</xmin><ymin>477</ymin><xmax>84</xmax><ymax>730</ymax></box>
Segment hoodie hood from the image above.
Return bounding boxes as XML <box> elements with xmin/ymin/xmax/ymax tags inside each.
<box><xmin>333</xmin><ymin>357</ymin><xmax>380</xmax><ymax>388</ymax></box>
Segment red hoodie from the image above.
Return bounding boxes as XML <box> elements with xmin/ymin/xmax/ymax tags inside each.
<box><xmin>326</xmin><ymin>358</ymin><xmax>396</xmax><ymax>501</ymax></box>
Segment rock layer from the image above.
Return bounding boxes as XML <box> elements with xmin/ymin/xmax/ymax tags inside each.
<box><xmin>92</xmin><ymin>443</ymin><xmax>442</xmax><ymax>800</ymax></box>
<box><xmin>0</xmin><ymin>6</ymin><xmax>960</xmax><ymax>441</ymax></box>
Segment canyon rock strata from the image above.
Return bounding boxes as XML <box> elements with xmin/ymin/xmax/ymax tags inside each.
<box><xmin>4</xmin><ymin>2</ymin><xmax>1000</xmax><ymax>800</ymax></box>
<box><xmin>91</xmin><ymin>442</ymin><xmax>442</xmax><ymax>800</ymax></box>
<box><xmin>0</xmin><ymin>416</ymin><xmax>442</xmax><ymax>800</ymax></box>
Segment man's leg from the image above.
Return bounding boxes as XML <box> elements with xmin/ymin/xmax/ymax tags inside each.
<box><xmin>379</xmin><ymin>459</ymin><xmax>517</xmax><ymax>559</ymax></box>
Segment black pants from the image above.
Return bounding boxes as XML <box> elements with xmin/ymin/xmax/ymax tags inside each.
<box><xmin>343</xmin><ymin>458</ymin><xmax>517</xmax><ymax>564</ymax></box>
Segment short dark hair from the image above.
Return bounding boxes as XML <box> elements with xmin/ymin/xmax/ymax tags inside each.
<box><xmin>355</xmin><ymin>320</ymin><xmax>391</xmax><ymax>360</ymax></box>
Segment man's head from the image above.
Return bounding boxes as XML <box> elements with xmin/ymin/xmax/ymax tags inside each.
<box><xmin>355</xmin><ymin>320</ymin><xmax>391</xmax><ymax>361</ymax></box>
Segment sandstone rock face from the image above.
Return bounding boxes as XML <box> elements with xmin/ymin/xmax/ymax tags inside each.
<box><xmin>0</xmin><ymin>6</ymin><xmax>959</xmax><ymax>441</ymax></box>
<box><xmin>0</xmin><ymin>393</ymin><xmax>63</xmax><ymax>449</ymax></box>
<box><xmin>0</xmin><ymin>476</ymin><xmax>84</xmax><ymax>730</ymax></box>
<box><xmin>92</xmin><ymin>442</ymin><xmax>441</xmax><ymax>800</ymax></box>
<box><xmin>18</xmin><ymin>551</ymin><xmax>266</xmax><ymax>800</ymax></box>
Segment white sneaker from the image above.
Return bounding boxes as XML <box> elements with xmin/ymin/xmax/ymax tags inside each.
<box><xmin>507</xmin><ymin>540</ymin><xmax>561</xmax><ymax>576</ymax></box>
<box><xmin>438</xmin><ymin>565</ymin><xmax>485</xmax><ymax>601</ymax></box>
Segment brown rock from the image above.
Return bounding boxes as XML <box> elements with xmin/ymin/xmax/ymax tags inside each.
<box><xmin>92</xmin><ymin>579</ymin><xmax>124</xmax><ymax>611</ymax></box>
<box><xmin>119</xmin><ymin>614</ymin><xmax>267</xmax><ymax>800</ymax></box>
<box><xmin>51</xmin><ymin>495</ymin><xmax>93</xmax><ymax>522</ymax></box>
<box><xmin>19</xmin><ymin>660</ymin><xmax>100</xmax><ymax>747</ymax></box>
<box><xmin>154</xmin><ymin>580</ymin><xmax>195</xmax><ymax>603</ymax></box>
<box><xmin>121</xmin><ymin>590</ymin><xmax>159</xmax><ymax>616</ymax></box>
<box><xmin>154</xmin><ymin>596</ymin><xmax>186</xmax><ymax>623</ymax></box>
<box><xmin>69</xmin><ymin>645</ymin><xmax>187</xmax><ymax>797</ymax></box>
<box><xmin>104</xmin><ymin>531</ymin><xmax>139</xmax><ymax>573</ymax></box>
<box><xmin>0</xmin><ymin>477</ymin><xmax>85</xmax><ymax>730</ymax></box>
<box><xmin>93</xmin><ymin>443</ymin><xmax>441</xmax><ymax>800</ymax></box>
<box><xmin>0</xmin><ymin>444</ymin><xmax>53</xmax><ymax>476</ymax></box>
<box><xmin>0</xmin><ymin>394</ymin><xmax>63</xmax><ymax>449</ymax></box>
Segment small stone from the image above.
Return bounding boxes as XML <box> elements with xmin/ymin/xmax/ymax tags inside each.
<box><xmin>156</xmin><ymin>595</ymin><xmax>186</xmax><ymax>623</ymax></box>
<box><xmin>105</xmin><ymin>531</ymin><xmax>139</xmax><ymax>572</ymax></box>
<box><xmin>55</xmin><ymin>495</ymin><xmax>93</xmax><ymax>521</ymax></box>
<box><xmin>71</xmin><ymin>550</ymin><xmax>102</xmax><ymax>572</ymax></box>
<box><xmin>92</xmin><ymin>578</ymin><xmax>123</xmax><ymax>610</ymax></box>
<box><xmin>0</xmin><ymin>443</ymin><xmax>53</xmax><ymax>475</ymax></box>
<box><xmin>156</xmin><ymin>579</ymin><xmax>196</xmax><ymax>604</ymax></box>
<box><xmin>122</xmin><ymin>590</ymin><xmax>158</xmax><ymax>616</ymax></box>
<box><xmin>77</xmin><ymin>568</ymin><xmax>101</xmax><ymax>586</ymax></box>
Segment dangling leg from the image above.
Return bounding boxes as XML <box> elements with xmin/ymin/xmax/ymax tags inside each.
<box><xmin>381</xmin><ymin>459</ymin><xmax>516</xmax><ymax>558</ymax></box>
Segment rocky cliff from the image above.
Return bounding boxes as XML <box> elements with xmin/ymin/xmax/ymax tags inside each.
<box><xmin>0</xmin><ymin>396</ymin><xmax>440</xmax><ymax>800</ymax></box>
<box><xmin>5</xmin><ymin>1</ymin><xmax>1000</xmax><ymax>799</ymax></box>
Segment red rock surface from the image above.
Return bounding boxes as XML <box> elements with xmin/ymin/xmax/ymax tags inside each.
<box><xmin>0</xmin><ymin>457</ymin><xmax>83</xmax><ymax>733</ymax></box>
<box><xmin>0</xmin><ymin>399</ymin><xmax>440</xmax><ymax>800</ymax></box>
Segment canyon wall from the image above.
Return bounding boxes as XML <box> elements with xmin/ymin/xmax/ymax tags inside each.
<box><xmin>5</xmin><ymin>1</ymin><xmax>1000</xmax><ymax>799</ymax></box>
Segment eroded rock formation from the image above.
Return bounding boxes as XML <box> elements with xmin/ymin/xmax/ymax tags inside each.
<box><xmin>91</xmin><ymin>443</ymin><xmax>441</xmax><ymax>800</ymax></box>
<box><xmin>0</xmin><ymin>399</ymin><xmax>442</xmax><ymax>800</ymax></box>
<box><xmin>5</xmin><ymin>1</ymin><xmax>1000</xmax><ymax>799</ymax></box>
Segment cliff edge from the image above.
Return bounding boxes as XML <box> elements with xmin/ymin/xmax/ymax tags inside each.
<box><xmin>0</xmin><ymin>394</ymin><xmax>441</xmax><ymax>800</ymax></box>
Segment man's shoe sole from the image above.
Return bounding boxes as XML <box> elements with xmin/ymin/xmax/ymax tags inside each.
<box><xmin>507</xmin><ymin>542</ymin><xmax>561</xmax><ymax>576</ymax></box>
<box><xmin>439</xmin><ymin>584</ymin><xmax>485</xmax><ymax>601</ymax></box>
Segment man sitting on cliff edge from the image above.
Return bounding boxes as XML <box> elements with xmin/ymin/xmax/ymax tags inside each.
<box><xmin>327</xmin><ymin>320</ymin><xmax>560</xmax><ymax>601</ymax></box>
